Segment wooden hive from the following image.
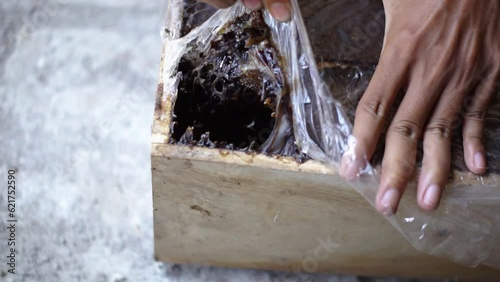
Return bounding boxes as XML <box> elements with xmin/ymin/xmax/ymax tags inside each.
<box><xmin>152</xmin><ymin>0</ymin><xmax>500</xmax><ymax>279</ymax></box>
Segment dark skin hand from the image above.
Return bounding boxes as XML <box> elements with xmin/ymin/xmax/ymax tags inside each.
<box><xmin>201</xmin><ymin>0</ymin><xmax>500</xmax><ymax>215</ymax></box>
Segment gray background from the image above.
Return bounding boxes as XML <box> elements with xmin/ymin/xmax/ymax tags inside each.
<box><xmin>0</xmin><ymin>0</ymin><xmax>437</xmax><ymax>281</ymax></box>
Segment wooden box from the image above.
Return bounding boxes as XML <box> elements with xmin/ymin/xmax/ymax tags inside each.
<box><xmin>152</xmin><ymin>0</ymin><xmax>500</xmax><ymax>279</ymax></box>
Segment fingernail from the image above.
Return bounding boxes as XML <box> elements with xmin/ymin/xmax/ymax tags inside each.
<box><xmin>423</xmin><ymin>184</ymin><xmax>440</xmax><ymax>209</ymax></box>
<box><xmin>270</xmin><ymin>2</ymin><xmax>291</xmax><ymax>22</ymax></box>
<box><xmin>243</xmin><ymin>0</ymin><xmax>262</xmax><ymax>10</ymax></box>
<box><xmin>380</xmin><ymin>188</ymin><xmax>399</xmax><ymax>216</ymax></box>
<box><xmin>473</xmin><ymin>152</ymin><xmax>486</xmax><ymax>170</ymax></box>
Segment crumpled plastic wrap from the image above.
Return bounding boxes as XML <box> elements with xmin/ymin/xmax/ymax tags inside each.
<box><xmin>162</xmin><ymin>0</ymin><xmax>500</xmax><ymax>269</ymax></box>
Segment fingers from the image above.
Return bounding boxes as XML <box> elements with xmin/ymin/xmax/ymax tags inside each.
<box><xmin>262</xmin><ymin>0</ymin><xmax>292</xmax><ymax>22</ymax></box>
<box><xmin>376</xmin><ymin>116</ymin><xmax>420</xmax><ymax>215</ymax></box>
<box><xmin>375</xmin><ymin>119</ymin><xmax>420</xmax><ymax>215</ymax></box>
<box><xmin>463</xmin><ymin>69</ymin><xmax>498</xmax><ymax>174</ymax></box>
<box><xmin>417</xmin><ymin>87</ymin><xmax>463</xmax><ymax>211</ymax></box>
<box><xmin>198</xmin><ymin>0</ymin><xmax>236</xmax><ymax>8</ymax></box>
<box><xmin>376</xmin><ymin>69</ymin><xmax>445</xmax><ymax>215</ymax></box>
<box><xmin>417</xmin><ymin>66</ymin><xmax>498</xmax><ymax>212</ymax></box>
<box><xmin>340</xmin><ymin>46</ymin><xmax>409</xmax><ymax>180</ymax></box>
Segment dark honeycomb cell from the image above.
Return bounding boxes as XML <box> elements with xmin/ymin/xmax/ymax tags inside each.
<box><xmin>171</xmin><ymin>11</ymin><xmax>297</xmax><ymax>157</ymax></box>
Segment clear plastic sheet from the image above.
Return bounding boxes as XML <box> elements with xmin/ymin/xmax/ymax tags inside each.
<box><xmin>162</xmin><ymin>0</ymin><xmax>500</xmax><ymax>269</ymax></box>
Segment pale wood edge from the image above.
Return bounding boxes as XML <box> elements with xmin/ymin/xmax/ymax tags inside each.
<box><xmin>151</xmin><ymin>140</ymin><xmax>500</xmax><ymax>187</ymax></box>
<box><xmin>152</xmin><ymin>143</ymin><xmax>338</xmax><ymax>175</ymax></box>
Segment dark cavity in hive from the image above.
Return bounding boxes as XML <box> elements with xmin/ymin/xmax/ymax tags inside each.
<box><xmin>171</xmin><ymin>11</ymin><xmax>297</xmax><ymax>157</ymax></box>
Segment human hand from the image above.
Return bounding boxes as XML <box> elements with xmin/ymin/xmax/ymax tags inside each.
<box><xmin>198</xmin><ymin>0</ymin><xmax>292</xmax><ymax>21</ymax></box>
<box><xmin>341</xmin><ymin>0</ymin><xmax>500</xmax><ymax>214</ymax></box>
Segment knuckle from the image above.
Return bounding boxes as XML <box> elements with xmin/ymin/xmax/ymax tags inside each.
<box><xmin>425</xmin><ymin>118</ymin><xmax>453</xmax><ymax>141</ymax></box>
<box><xmin>465</xmin><ymin>109</ymin><xmax>487</xmax><ymax>121</ymax></box>
<box><xmin>388</xmin><ymin>119</ymin><xmax>421</xmax><ymax>141</ymax></box>
<box><xmin>357</xmin><ymin>97</ymin><xmax>388</xmax><ymax>120</ymax></box>
<box><xmin>465</xmin><ymin>134</ymin><xmax>484</xmax><ymax>143</ymax></box>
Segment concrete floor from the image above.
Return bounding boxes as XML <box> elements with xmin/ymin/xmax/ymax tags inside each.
<box><xmin>0</xmin><ymin>1</ymin><xmax>436</xmax><ymax>281</ymax></box>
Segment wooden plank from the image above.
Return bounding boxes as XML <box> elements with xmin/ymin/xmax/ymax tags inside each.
<box><xmin>152</xmin><ymin>145</ymin><xmax>500</xmax><ymax>280</ymax></box>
